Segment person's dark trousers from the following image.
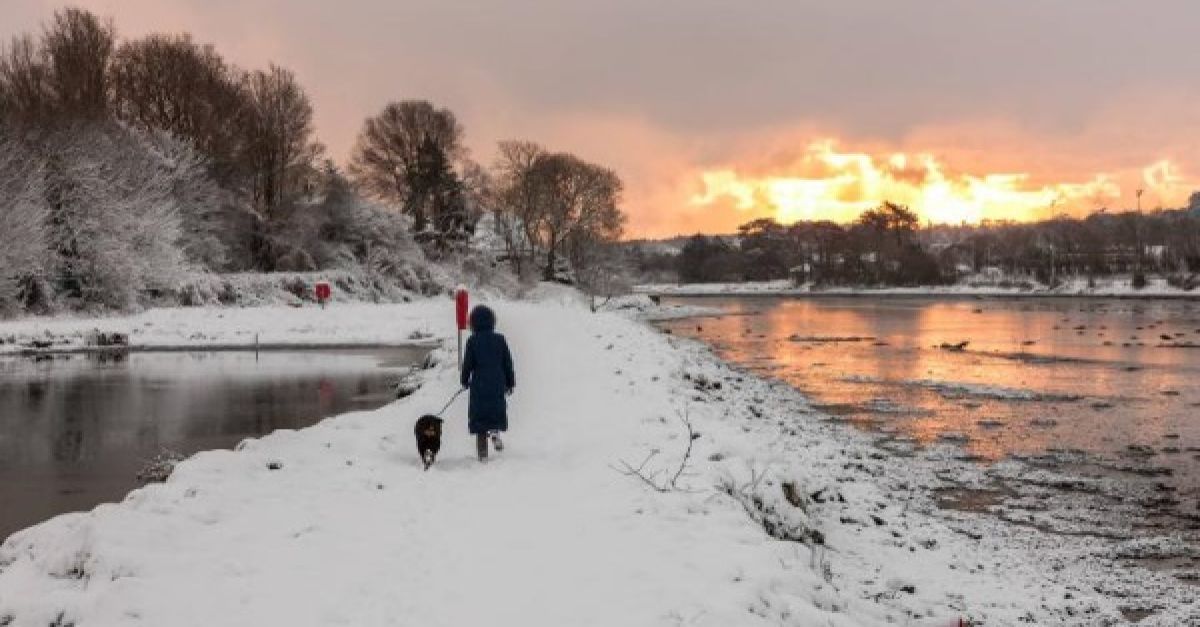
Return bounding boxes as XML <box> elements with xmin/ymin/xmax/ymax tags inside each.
<box><xmin>476</xmin><ymin>434</ymin><xmax>488</xmax><ymax>460</ymax></box>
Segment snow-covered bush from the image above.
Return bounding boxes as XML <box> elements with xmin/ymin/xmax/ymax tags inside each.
<box><xmin>340</xmin><ymin>205</ymin><xmax>442</xmax><ymax>295</ymax></box>
<box><xmin>257</xmin><ymin>168</ymin><xmax>443</xmax><ymax>296</ymax></box>
<box><xmin>452</xmin><ymin>248</ymin><xmax>520</xmax><ymax>295</ymax></box>
<box><xmin>716</xmin><ymin>470</ymin><xmax>826</xmax><ymax>546</ymax></box>
<box><xmin>597</xmin><ymin>293</ymin><xmax>657</xmax><ymax>313</ymax></box>
<box><xmin>171</xmin><ymin>267</ymin><xmax>445</xmax><ymax>308</ymax></box>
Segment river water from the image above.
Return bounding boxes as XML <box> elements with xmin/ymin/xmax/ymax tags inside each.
<box><xmin>659</xmin><ymin>296</ymin><xmax>1200</xmax><ymax>547</ymax></box>
<box><xmin>0</xmin><ymin>348</ymin><xmax>426</xmax><ymax>541</ymax></box>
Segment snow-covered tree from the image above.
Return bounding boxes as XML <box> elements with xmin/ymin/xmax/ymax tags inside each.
<box><xmin>575</xmin><ymin>242</ymin><xmax>634</xmax><ymax>311</ymax></box>
<box><xmin>142</xmin><ymin>129</ymin><xmax>227</xmax><ymax>269</ymax></box>
<box><xmin>2</xmin><ymin>6</ymin><xmax>457</xmax><ymax>310</ymax></box>
<box><xmin>37</xmin><ymin>122</ymin><xmax>192</xmax><ymax>309</ymax></box>
<box><xmin>260</xmin><ymin>164</ymin><xmax>432</xmax><ymax>292</ymax></box>
<box><xmin>0</xmin><ymin>130</ymin><xmax>50</xmax><ymax>314</ymax></box>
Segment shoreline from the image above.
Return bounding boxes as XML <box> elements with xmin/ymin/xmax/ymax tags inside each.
<box><xmin>0</xmin><ymin>296</ymin><xmax>1193</xmax><ymax>625</ymax></box>
<box><xmin>637</xmin><ymin>282</ymin><xmax>1200</xmax><ymax>301</ymax></box>
<box><xmin>650</xmin><ymin>290</ymin><xmax>1200</xmax><ymax>301</ymax></box>
<box><xmin>0</xmin><ymin>301</ymin><xmax>454</xmax><ymax>359</ymax></box>
<box><xmin>651</xmin><ymin>320</ymin><xmax>1198</xmax><ymax>624</ymax></box>
<box><xmin>2</xmin><ymin>340</ymin><xmax>439</xmax><ymax>358</ymax></box>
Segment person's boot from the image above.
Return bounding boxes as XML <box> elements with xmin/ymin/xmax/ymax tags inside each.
<box><xmin>476</xmin><ymin>434</ymin><xmax>488</xmax><ymax>462</ymax></box>
<box><xmin>490</xmin><ymin>431</ymin><xmax>505</xmax><ymax>452</ymax></box>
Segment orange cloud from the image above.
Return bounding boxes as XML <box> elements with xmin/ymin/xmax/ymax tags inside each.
<box><xmin>685</xmin><ymin>139</ymin><xmax>1157</xmax><ymax>226</ymax></box>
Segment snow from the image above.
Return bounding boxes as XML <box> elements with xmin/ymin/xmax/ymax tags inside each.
<box><xmin>0</xmin><ymin>302</ymin><xmax>445</xmax><ymax>355</ymax></box>
<box><xmin>468</xmin><ymin>211</ymin><xmax>515</xmax><ymax>258</ymax></box>
<box><xmin>0</xmin><ymin>294</ymin><xmax>1192</xmax><ymax>625</ymax></box>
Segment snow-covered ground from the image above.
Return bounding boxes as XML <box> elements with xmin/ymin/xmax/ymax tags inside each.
<box><xmin>0</xmin><ymin>301</ymin><xmax>445</xmax><ymax>355</ymax></box>
<box><xmin>0</xmin><ymin>293</ymin><xmax>1193</xmax><ymax>625</ymax></box>
<box><xmin>638</xmin><ymin>276</ymin><xmax>1200</xmax><ymax>299</ymax></box>
<box><xmin>597</xmin><ymin>294</ymin><xmax>724</xmax><ymax>321</ymax></box>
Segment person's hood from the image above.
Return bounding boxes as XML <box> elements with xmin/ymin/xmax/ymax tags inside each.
<box><xmin>469</xmin><ymin>305</ymin><xmax>496</xmax><ymax>332</ymax></box>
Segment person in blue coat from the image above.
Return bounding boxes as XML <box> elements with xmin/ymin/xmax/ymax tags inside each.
<box><xmin>460</xmin><ymin>305</ymin><xmax>515</xmax><ymax>461</ymax></box>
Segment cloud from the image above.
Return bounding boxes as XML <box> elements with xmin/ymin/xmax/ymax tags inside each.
<box><xmin>6</xmin><ymin>1</ymin><xmax>1200</xmax><ymax>236</ymax></box>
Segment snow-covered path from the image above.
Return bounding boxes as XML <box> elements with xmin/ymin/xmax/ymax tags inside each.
<box><xmin>0</xmin><ymin>301</ymin><xmax>802</xmax><ymax>626</ymax></box>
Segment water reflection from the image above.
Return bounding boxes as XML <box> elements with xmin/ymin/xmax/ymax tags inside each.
<box><xmin>662</xmin><ymin>296</ymin><xmax>1200</xmax><ymax>488</ymax></box>
<box><xmin>0</xmin><ymin>349</ymin><xmax>424</xmax><ymax>540</ymax></box>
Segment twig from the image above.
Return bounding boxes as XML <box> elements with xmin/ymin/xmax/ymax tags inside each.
<box><xmin>611</xmin><ymin>407</ymin><xmax>700</xmax><ymax>492</ymax></box>
<box><xmin>667</xmin><ymin>410</ymin><xmax>699</xmax><ymax>489</ymax></box>
<box><xmin>611</xmin><ymin>450</ymin><xmax>669</xmax><ymax>493</ymax></box>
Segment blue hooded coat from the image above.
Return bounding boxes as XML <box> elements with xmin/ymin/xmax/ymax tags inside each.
<box><xmin>460</xmin><ymin>306</ymin><xmax>515</xmax><ymax>434</ymax></box>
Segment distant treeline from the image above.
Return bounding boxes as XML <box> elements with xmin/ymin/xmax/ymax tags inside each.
<box><xmin>631</xmin><ymin>201</ymin><xmax>1200</xmax><ymax>288</ymax></box>
<box><xmin>0</xmin><ymin>7</ymin><xmax>626</xmax><ymax>315</ymax></box>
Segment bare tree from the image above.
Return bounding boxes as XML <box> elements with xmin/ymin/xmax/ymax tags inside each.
<box><xmin>0</xmin><ymin>34</ymin><xmax>51</xmax><ymax>124</ymax></box>
<box><xmin>243</xmin><ymin>65</ymin><xmax>320</xmax><ymax>216</ymax></box>
<box><xmin>41</xmin><ymin>7</ymin><xmax>114</xmax><ymax>119</ymax></box>
<box><xmin>239</xmin><ymin>65</ymin><xmax>322</xmax><ymax>269</ymax></box>
<box><xmin>349</xmin><ymin>100</ymin><xmax>464</xmax><ymax>234</ymax></box>
<box><xmin>458</xmin><ymin>158</ymin><xmax>490</xmax><ymax>224</ymax></box>
<box><xmin>490</xmin><ymin>143</ymin><xmax>626</xmax><ymax>281</ymax></box>
<box><xmin>528</xmin><ymin>152</ymin><xmax>625</xmax><ymax>280</ymax></box>
<box><xmin>490</xmin><ymin>140</ymin><xmax>547</xmax><ymax>277</ymax></box>
<box><xmin>109</xmin><ymin>33</ymin><xmax>248</xmax><ymax>185</ymax></box>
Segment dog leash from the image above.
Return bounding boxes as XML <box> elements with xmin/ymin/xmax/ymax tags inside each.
<box><xmin>435</xmin><ymin>388</ymin><xmax>465</xmax><ymax>416</ymax></box>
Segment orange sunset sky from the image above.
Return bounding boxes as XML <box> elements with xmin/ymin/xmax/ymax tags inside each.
<box><xmin>6</xmin><ymin>1</ymin><xmax>1200</xmax><ymax>237</ymax></box>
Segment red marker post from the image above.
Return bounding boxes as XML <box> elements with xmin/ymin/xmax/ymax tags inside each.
<box><xmin>315</xmin><ymin>281</ymin><xmax>331</xmax><ymax>309</ymax></box>
<box><xmin>455</xmin><ymin>286</ymin><xmax>469</xmax><ymax>368</ymax></box>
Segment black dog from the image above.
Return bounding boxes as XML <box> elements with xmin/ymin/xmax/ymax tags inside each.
<box><xmin>413</xmin><ymin>415</ymin><xmax>444</xmax><ymax>470</ymax></box>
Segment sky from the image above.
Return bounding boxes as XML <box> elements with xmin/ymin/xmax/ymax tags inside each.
<box><xmin>6</xmin><ymin>0</ymin><xmax>1200</xmax><ymax>237</ymax></box>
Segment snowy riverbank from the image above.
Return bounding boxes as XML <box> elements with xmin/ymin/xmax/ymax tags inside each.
<box><xmin>0</xmin><ymin>301</ymin><xmax>448</xmax><ymax>356</ymax></box>
<box><xmin>0</xmin><ymin>293</ymin><xmax>1192</xmax><ymax>625</ymax></box>
<box><xmin>638</xmin><ymin>276</ymin><xmax>1200</xmax><ymax>299</ymax></box>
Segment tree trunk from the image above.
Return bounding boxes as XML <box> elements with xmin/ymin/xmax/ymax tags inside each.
<box><xmin>544</xmin><ymin>245</ymin><xmax>557</xmax><ymax>280</ymax></box>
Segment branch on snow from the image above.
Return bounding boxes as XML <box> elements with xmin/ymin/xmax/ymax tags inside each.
<box><xmin>611</xmin><ymin>409</ymin><xmax>700</xmax><ymax>493</ymax></box>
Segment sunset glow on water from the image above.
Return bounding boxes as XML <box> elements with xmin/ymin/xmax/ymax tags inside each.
<box><xmin>661</xmin><ymin>296</ymin><xmax>1200</xmax><ymax>500</ymax></box>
